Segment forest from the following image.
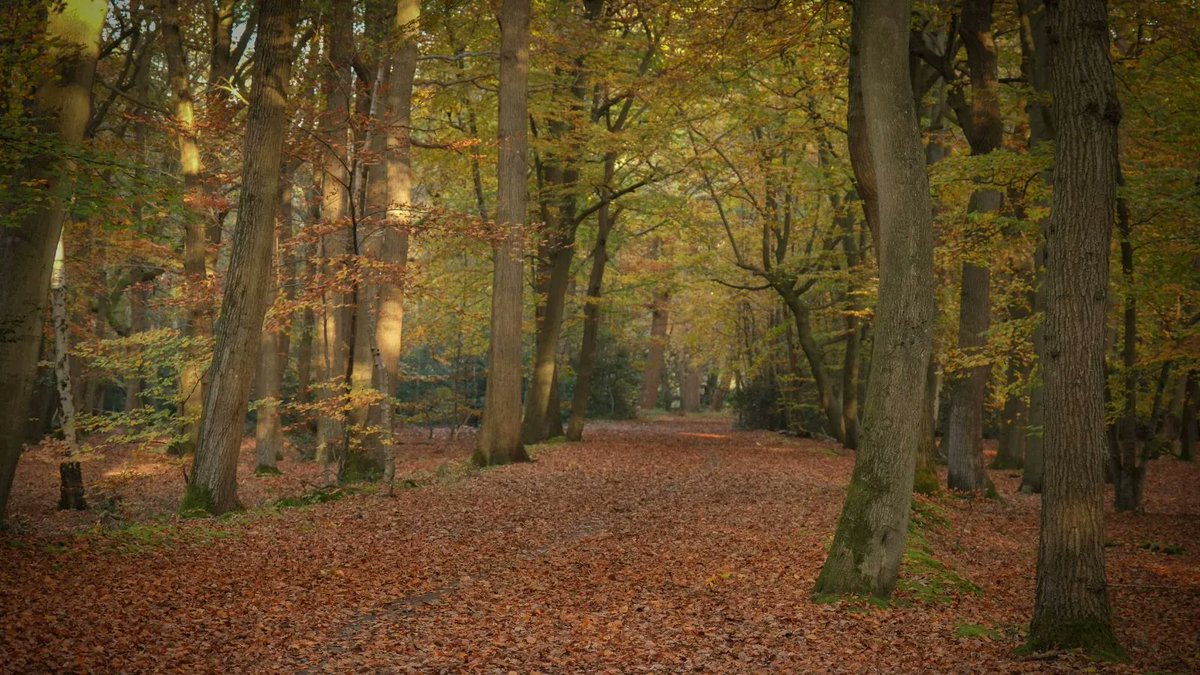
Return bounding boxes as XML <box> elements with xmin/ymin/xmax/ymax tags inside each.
<box><xmin>1</xmin><ymin>0</ymin><xmax>1198</xmax><ymax>671</ymax></box>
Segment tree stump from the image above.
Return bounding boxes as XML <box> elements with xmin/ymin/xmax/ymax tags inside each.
<box><xmin>57</xmin><ymin>461</ymin><xmax>87</xmax><ymax>511</ymax></box>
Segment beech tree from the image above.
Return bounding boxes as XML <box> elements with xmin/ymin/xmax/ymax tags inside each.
<box><xmin>813</xmin><ymin>0</ymin><xmax>935</xmax><ymax>597</ymax></box>
<box><xmin>474</xmin><ymin>0</ymin><xmax>531</xmax><ymax>466</ymax></box>
<box><xmin>183</xmin><ymin>0</ymin><xmax>296</xmax><ymax>515</ymax></box>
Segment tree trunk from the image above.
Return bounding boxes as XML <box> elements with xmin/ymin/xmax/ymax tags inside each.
<box><xmin>813</xmin><ymin>0</ymin><xmax>935</xmax><ymax>598</ymax></box>
<box><xmin>162</xmin><ymin>0</ymin><xmax>211</xmax><ymax>456</ymax></box>
<box><xmin>51</xmin><ymin>234</ymin><xmax>78</xmax><ymax>449</ymax></box>
<box><xmin>0</xmin><ymin>0</ymin><xmax>107</xmax><ymax>521</ymax></box>
<box><xmin>254</xmin><ymin>181</ymin><xmax>292</xmax><ymax>475</ymax></box>
<box><xmin>993</xmin><ymin>359</ymin><xmax>1028</xmax><ymax>469</ymax></box>
<box><xmin>640</xmin><ymin>290</ymin><xmax>670</xmax><ymax>411</ymax></box>
<box><xmin>1017</xmin><ymin>0</ymin><xmax>1053</xmax><ymax>495</ymax></box>
<box><xmin>1112</xmin><ymin>189</ymin><xmax>1144</xmax><ymax>510</ymax></box>
<box><xmin>782</xmin><ymin>294</ymin><xmax>844</xmax><ymax>442</ymax></box>
<box><xmin>57</xmin><ymin>461</ymin><xmax>87</xmax><ymax>511</ymax></box>
<box><xmin>314</xmin><ymin>0</ymin><xmax>355</xmax><ymax>465</ymax></box>
<box><xmin>913</xmin><ymin>358</ymin><xmax>940</xmax><ymax>496</ymax></box>
<box><xmin>945</xmin><ymin>0</ymin><xmax>1002</xmax><ymax>495</ymax></box>
<box><xmin>521</xmin><ymin>245</ymin><xmax>573</xmax><ymax>443</ymax></box>
<box><xmin>183</xmin><ymin>0</ymin><xmax>295</xmax><ymax>516</ymax></box>
<box><xmin>1027</xmin><ymin>0</ymin><xmax>1122</xmax><ymax>656</ymax></box>
<box><xmin>1181</xmin><ymin>371</ymin><xmax>1197</xmax><ymax>461</ymax></box>
<box><xmin>566</xmin><ymin>187</ymin><xmax>618</xmax><ymax>441</ymax></box>
<box><xmin>474</xmin><ymin>0</ymin><xmax>530</xmax><ymax>466</ymax></box>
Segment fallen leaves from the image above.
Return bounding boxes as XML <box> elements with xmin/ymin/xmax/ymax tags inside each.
<box><xmin>0</xmin><ymin>417</ymin><xmax>1197</xmax><ymax>673</ymax></box>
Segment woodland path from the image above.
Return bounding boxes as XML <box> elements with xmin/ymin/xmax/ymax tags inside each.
<box><xmin>1</xmin><ymin>417</ymin><xmax>1198</xmax><ymax>673</ymax></box>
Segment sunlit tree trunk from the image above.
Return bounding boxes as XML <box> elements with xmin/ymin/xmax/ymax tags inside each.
<box><xmin>813</xmin><ymin>0</ymin><xmax>934</xmax><ymax>598</ymax></box>
<box><xmin>474</xmin><ymin>0</ymin><xmax>531</xmax><ymax>466</ymax></box>
<box><xmin>315</xmin><ymin>0</ymin><xmax>355</xmax><ymax>466</ymax></box>
<box><xmin>184</xmin><ymin>0</ymin><xmax>295</xmax><ymax>515</ymax></box>
<box><xmin>0</xmin><ymin>0</ymin><xmax>107</xmax><ymax>521</ymax></box>
<box><xmin>1027</xmin><ymin>0</ymin><xmax>1122</xmax><ymax>656</ymax></box>
<box><xmin>161</xmin><ymin>0</ymin><xmax>211</xmax><ymax>455</ymax></box>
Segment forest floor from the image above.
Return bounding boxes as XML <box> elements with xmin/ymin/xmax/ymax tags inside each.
<box><xmin>1</xmin><ymin>416</ymin><xmax>1198</xmax><ymax>673</ymax></box>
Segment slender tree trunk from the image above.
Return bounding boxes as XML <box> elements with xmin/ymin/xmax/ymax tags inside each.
<box><xmin>1180</xmin><ymin>371</ymin><xmax>1196</xmax><ymax>461</ymax></box>
<box><xmin>162</xmin><ymin>0</ymin><xmax>211</xmax><ymax>455</ymax></box>
<box><xmin>315</xmin><ymin>0</ymin><xmax>355</xmax><ymax>465</ymax></box>
<box><xmin>183</xmin><ymin>0</ymin><xmax>295</xmax><ymax>515</ymax></box>
<box><xmin>1017</xmin><ymin>0</ymin><xmax>1053</xmax><ymax>494</ymax></box>
<box><xmin>1112</xmin><ymin>189</ymin><xmax>1144</xmax><ymax>509</ymax></box>
<box><xmin>945</xmin><ymin>0</ymin><xmax>1002</xmax><ymax>495</ymax></box>
<box><xmin>254</xmin><ymin>181</ymin><xmax>292</xmax><ymax>475</ymax></box>
<box><xmin>521</xmin><ymin>245</ymin><xmax>573</xmax><ymax>443</ymax></box>
<box><xmin>51</xmin><ymin>234</ymin><xmax>78</xmax><ymax>449</ymax></box>
<box><xmin>566</xmin><ymin>182</ymin><xmax>617</xmax><ymax>441</ymax></box>
<box><xmin>640</xmin><ymin>290</ymin><xmax>670</xmax><ymax>411</ymax></box>
<box><xmin>994</xmin><ymin>360</ymin><xmax>1028</xmax><ymax>469</ymax></box>
<box><xmin>813</xmin><ymin>0</ymin><xmax>935</xmax><ymax>598</ymax></box>
<box><xmin>1027</xmin><ymin>0</ymin><xmax>1122</xmax><ymax>655</ymax></box>
<box><xmin>913</xmin><ymin>358</ymin><xmax>940</xmax><ymax>495</ymax></box>
<box><xmin>474</xmin><ymin>0</ymin><xmax>530</xmax><ymax>466</ymax></box>
<box><xmin>0</xmin><ymin>0</ymin><xmax>107</xmax><ymax>521</ymax></box>
<box><xmin>783</xmin><ymin>294</ymin><xmax>844</xmax><ymax>442</ymax></box>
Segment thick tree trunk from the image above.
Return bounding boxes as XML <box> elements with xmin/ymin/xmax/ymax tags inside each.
<box><xmin>640</xmin><ymin>290</ymin><xmax>670</xmax><ymax>410</ymax></box>
<box><xmin>0</xmin><ymin>0</ymin><xmax>106</xmax><ymax>521</ymax></box>
<box><xmin>1027</xmin><ymin>0</ymin><xmax>1122</xmax><ymax>656</ymax></box>
<box><xmin>682</xmin><ymin>361</ymin><xmax>702</xmax><ymax>414</ymax></box>
<box><xmin>315</xmin><ymin>0</ymin><xmax>355</xmax><ymax>465</ymax></box>
<box><xmin>183</xmin><ymin>0</ymin><xmax>295</xmax><ymax>516</ymax></box>
<box><xmin>474</xmin><ymin>0</ymin><xmax>530</xmax><ymax>466</ymax></box>
<box><xmin>813</xmin><ymin>0</ymin><xmax>934</xmax><ymax>598</ymax></box>
<box><xmin>162</xmin><ymin>0</ymin><xmax>211</xmax><ymax>455</ymax></box>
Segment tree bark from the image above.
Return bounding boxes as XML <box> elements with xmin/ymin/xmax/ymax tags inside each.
<box><xmin>184</xmin><ymin>0</ymin><xmax>295</xmax><ymax>516</ymax></box>
<box><xmin>1027</xmin><ymin>0</ymin><xmax>1122</xmax><ymax>655</ymax></box>
<box><xmin>474</xmin><ymin>0</ymin><xmax>531</xmax><ymax>466</ymax></box>
<box><xmin>813</xmin><ymin>0</ymin><xmax>935</xmax><ymax>598</ymax></box>
<box><xmin>0</xmin><ymin>0</ymin><xmax>107</xmax><ymax>521</ymax></box>
<box><xmin>1181</xmin><ymin>371</ymin><xmax>1197</xmax><ymax>461</ymax></box>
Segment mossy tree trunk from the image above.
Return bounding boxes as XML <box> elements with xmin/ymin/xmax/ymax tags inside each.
<box><xmin>185</xmin><ymin>0</ymin><xmax>295</xmax><ymax>516</ymax></box>
<box><xmin>1027</xmin><ymin>0</ymin><xmax>1123</xmax><ymax>656</ymax></box>
<box><xmin>813</xmin><ymin>0</ymin><xmax>935</xmax><ymax>598</ymax></box>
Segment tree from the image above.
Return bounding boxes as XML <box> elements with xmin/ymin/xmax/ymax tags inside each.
<box><xmin>0</xmin><ymin>0</ymin><xmax>108</xmax><ymax>521</ymax></box>
<box><xmin>813</xmin><ymin>0</ymin><xmax>935</xmax><ymax>597</ymax></box>
<box><xmin>474</xmin><ymin>0</ymin><xmax>531</xmax><ymax>466</ymax></box>
<box><xmin>183</xmin><ymin>0</ymin><xmax>296</xmax><ymax>515</ymax></box>
<box><xmin>1026</xmin><ymin>0</ymin><xmax>1123</xmax><ymax>656</ymax></box>
<box><xmin>944</xmin><ymin>0</ymin><xmax>1003</xmax><ymax>495</ymax></box>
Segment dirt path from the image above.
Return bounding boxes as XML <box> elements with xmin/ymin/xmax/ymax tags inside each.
<box><xmin>2</xmin><ymin>418</ymin><xmax>1197</xmax><ymax>673</ymax></box>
